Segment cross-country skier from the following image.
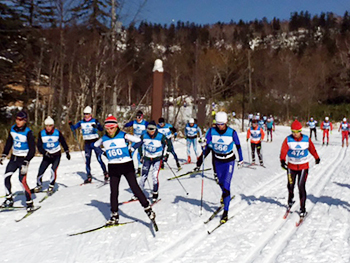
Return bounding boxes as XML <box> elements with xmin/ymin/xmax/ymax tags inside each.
<box><xmin>184</xmin><ymin>118</ymin><xmax>202</xmax><ymax>163</ymax></box>
<box><xmin>280</xmin><ymin>119</ymin><xmax>320</xmax><ymax>219</ymax></box>
<box><xmin>93</xmin><ymin>115</ymin><xmax>155</xmax><ymax>225</ymax></box>
<box><xmin>338</xmin><ymin>118</ymin><xmax>349</xmax><ymax>147</ymax></box>
<box><xmin>0</xmin><ymin>111</ymin><xmax>36</xmax><ymax>211</ymax></box>
<box><xmin>248</xmin><ymin>113</ymin><xmax>253</xmax><ymax>127</ymax></box>
<box><xmin>33</xmin><ymin>116</ymin><xmax>70</xmax><ymax>194</ymax></box>
<box><xmin>247</xmin><ymin>119</ymin><xmax>265</xmax><ymax>166</ymax></box>
<box><xmin>123</xmin><ymin>110</ymin><xmax>148</xmax><ymax>175</ymax></box>
<box><xmin>157</xmin><ymin>117</ymin><xmax>181</xmax><ymax>170</ymax></box>
<box><xmin>69</xmin><ymin>106</ymin><xmax>108</xmax><ymax>184</ymax></box>
<box><xmin>320</xmin><ymin>117</ymin><xmax>333</xmax><ymax>146</ymax></box>
<box><xmin>137</xmin><ymin>121</ymin><xmax>172</xmax><ymax>202</ymax></box>
<box><xmin>195</xmin><ymin>111</ymin><xmax>243</xmax><ymax>223</ymax></box>
<box><xmin>307</xmin><ymin>117</ymin><xmax>317</xmax><ymax>140</ymax></box>
<box><xmin>266</xmin><ymin>115</ymin><xmax>275</xmax><ymax>142</ymax></box>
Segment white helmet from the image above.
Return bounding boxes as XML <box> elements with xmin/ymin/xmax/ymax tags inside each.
<box><xmin>325</xmin><ymin>117</ymin><xmax>329</xmax><ymax>121</ymax></box>
<box><xmin>44</xmin><ymin>116</ymin><xmax>54</xmax><ymax>126</ymax></box>
<box><xmin>189</xmin><ymin>118</ymin><xmax>195</xmax><ymax>124</ymax></box>
<box><xmin>343</xmin><ymin>118</ymin><xmax>347</xmax><ymax>122</ymax></box>
<box><xmin>215</xmin><ymin>111</ymin><xmax>228</xmax><ymax>124</ymax></box>
<box><xmin>83</xmin><ymin>106</ymin><xmax>92</xmax><ymax>114</ymax></box>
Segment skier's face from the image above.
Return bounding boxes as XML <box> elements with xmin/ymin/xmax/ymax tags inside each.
<box><xmin>292</xmin><ymin>130</ymin><xmax>301</xmax><ymax>139</ymax></box>
<box><xmin>45</xmin><ymin>125</ymin><xmax>54</xmax><ymax>133</ymax></box>
<box><xmin>216</xmin><ymin>123</ymin><xmax>226</xmax><ymax>130</ymax></box>
<box><xmin>136</xmin><ymin>115</ymin><xmax>143</xmax><ymax>123</ymax></box>
<box><xmin>16</xmin><ymin>117</ymin><xmax>26</xmax><ymax>128</ymax></box>
<box><xmin>84</xmin><ymin>113</ymin><xmax>92</xmax><ymax>121</ymax></box>
<box><xmin>106</xmin><ymin>125</ymin><xmax>118</xmax><ymax>136</ymax></box>
<box><xmin>159</xmin><ymin>122</ymin><xmax>165</xmax><ymax>127</ymax></box>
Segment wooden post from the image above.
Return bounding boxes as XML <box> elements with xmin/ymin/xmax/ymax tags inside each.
<box><xmin>152</xmin><ymin>59</ymin><xmax>164</xmax><ymax>121</ymax></box>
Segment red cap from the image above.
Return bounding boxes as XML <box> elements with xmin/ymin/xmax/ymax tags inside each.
<box><xmin>291</xmin><ymin>120</ymin><xmax>302</xmax><ymax>131</ymax></box>
<box><xmin>104</xmin><ymin>115</ymin><xmax>118</xmax><ymax>128</ymax></box>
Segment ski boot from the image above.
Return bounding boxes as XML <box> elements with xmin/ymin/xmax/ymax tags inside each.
<box><xmin>47</xmin><ymin>184</ymin><xmax>54</xmax><ymax>195</ymax></box>
<box><xmin>299</xmin><ymin>210</ymin><xmax>307</xmax><ymax>219</ymax></box>
<box><xmin>187</xmin><ymin>156</ymin><xmax>191</xmax><ymax>164</ymax></box>
<box><xmin>104</xmin><ymin>172</ymin><xmax>109</xmax><ymax>182</ymax></box>
<box><xmin>32</xmin><ymin>185</ymin><xmax>42</xmax><ymax>193</ymax></box>
<box><xmin>1</xmin><ymin>195</ymin><xmax>14</xmax><ymax>208</ymax></box>
<box><xmin>152</xmin><ymin>191</ymin><xmax>158</xmax><ymax>203</ymax></box>
<box><xmin>220</xmin><ymin>210</ymin><xmax>228</xmax><ymax>223</ymax></box>
<box><xmin>144</xmin><ymin>206</ymin><xmax>156</xmax><ymax>220</ymax></box>
<box><xmin>26</xmin><ymin>200</ymin><xmax>35</xmax><ymax>212</ymax></box>
<box><xmin>106</xmin><ymin>212</ymin><xmax>119</xmax><ymax>225</ymax></box>
<box><xmin>176</xmin><ymin>162</ymin><xmax>182</xmax><ymax>171</ymax></box>
<box><xmin>136</xmin><ymin>168</ymin><xmax>141</xmax><ymax>177</ymax></box>
<box><xmin>260</xmin><ymin>160</ymin><xmax>264</xmax><ymax>167</ymax></box>
<box><xmin>84</xmin><ymin>175</ymin><xmax>92</xmax><ymax>184</ymax></box>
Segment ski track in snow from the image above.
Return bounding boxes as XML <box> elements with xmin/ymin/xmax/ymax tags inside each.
<box><xmin>1</xmin><ymin>126</ymin><xmax>350</xmax><ymax>263</ymax></box>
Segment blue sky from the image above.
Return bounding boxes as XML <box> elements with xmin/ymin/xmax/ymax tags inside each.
<box><xmin>141</xmin><ymin>0</ymin><xmax>349</xmax><ymax>25</ymax></box>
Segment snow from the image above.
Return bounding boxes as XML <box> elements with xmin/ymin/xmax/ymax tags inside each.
<box><xmin>1</xmin><ymin>126</ymin><xmax>350</xmax><ymax>263</ymax></box>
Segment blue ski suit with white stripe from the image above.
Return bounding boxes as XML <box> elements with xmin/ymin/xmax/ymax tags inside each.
<box><xmin>197</xmin><ymin>125</ymin><xmax>243</xmax><ymax>212</ymax></box>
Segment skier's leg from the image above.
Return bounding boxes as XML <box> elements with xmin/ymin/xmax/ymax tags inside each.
<box><xmin>108</xmin><ymin>164</ymin><xmax>121</xmax><ymax>213</ymax></box>
<box><xmin>139</xmin><ymin>159</ymin><xmax>151</xmax><ymax>191</ymax></box>
<box><xmin>49</xmin><ymin>155</ymin><xmax>61</xmax><ymax>186</ymax></box>
<box><xmin>37</xmin><ymin>158</ymin><xmax>51</xmax><ymax>186</ymax></box>
<box><xmin>123</xmin><ymin>162</ymin><xmax>149</xmax><ymax>208</ymax></box>
<box><xmin>287</xmin><ymin>169</ymin><xmax>297</xmax><ymax>205</ymax></box>
<box><xmin>297</xmin><ymin>169</ymin><xmax>308</xmax><ymax>213</ymax></box>
<box><xmin>85</xmin><ymin>143</ymin><xmax>92</xmax><ymax>176</ymax></box>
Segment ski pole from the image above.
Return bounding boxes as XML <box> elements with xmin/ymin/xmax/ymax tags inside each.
<box><xmin>165</xmin><ymin>162</ymin><xmax>189</xmax><ymax>195</ymax></box>
<box><xmin>247</xmin><ymin>139</ymin><xmax>251</xmax><ymax>164</ymax></box>
<box><xmin>200</xmin><ymin>145</ymin><xmax>205</xmax><ymax>216</ymax></box>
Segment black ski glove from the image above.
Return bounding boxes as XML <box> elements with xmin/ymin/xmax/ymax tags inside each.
<box><xmin>281</xmin><ymin>160</ymin><xmax>288</xmax><ymax>170</ymax></box>
<box><xmin>315</xmin><ymin>158</ymin><xmax>320</xmax><ymax>164</ymax></box>
<box><xmin>66</xmin><ymin>152</ymin><xmax>71</xmax><ymax>160</ymax></box>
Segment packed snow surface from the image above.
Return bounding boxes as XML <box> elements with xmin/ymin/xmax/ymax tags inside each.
<box><xmin>1</xmin><ymin>126</ymin><xmax>349</xmax><ymax>263</ymax></box>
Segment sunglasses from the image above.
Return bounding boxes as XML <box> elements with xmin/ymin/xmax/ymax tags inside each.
<box><xmin>147</xmin><ymin>128</ymin><xmax>156</xmax><ymax>131</ymax></box>
<box><xmin>84</xmin><ymin>113</ymin><xmax>91</xmax><ymax>115</ymax></box>
<box><xmin>16</xmin><ymin>118</ymin><xmax>25</xmax><ymax>121</ymax></box>
<box><xmin>292</xmin><ymin>130</ymin><xmax>302</xmax><ymax>133</ymax></box>
<box><xmin>216</xmin><ymin>123</ymin><xmax>225</xmax><ymax>126</ymax></box>
<box><xmin>136</xmin><ymin>115</ymin><xmax>143</xmax><ymax>119</ymax></box>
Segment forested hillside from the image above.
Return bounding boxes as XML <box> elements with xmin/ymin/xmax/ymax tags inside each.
<box><xmin>1</xmin><ymin>1</ymin><xmax>350</xmax><ymax>131</ymax></box>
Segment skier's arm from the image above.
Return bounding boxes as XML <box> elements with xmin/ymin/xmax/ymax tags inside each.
<box><xmin>70</xmin><ymin>121</ymin><xmax>81</xmax><ymax>131</ymax></box>
<box><xmin>25</xmin><ymin>131</ymin><xmax>36</xmax><ymax>162</ymax></box>
<box><xmin>2</xmin><ymin>131</ymin><xmax>13</xmax><ymax>156</ymax></box>
<box><xmin>59</xmin><ymin>131</ymin><xmax>69</xmax><ymax>152</ymax></box>
<box><xmin>125</xmin><ymin>134</ymin><xmax>142</xmax><ymax>149</ymax></box>
<box><xmin>123</xmin><ymin>121</ymin><xmax>133</xmax><ymax>129</ymax></box>
<box><xmin>320</xmin><ymin>122</ymin><xmax>324</xmax><ymax>130</ymax></box>
<box><xmin>233</xmin><ymin>131</ymin><xmax>243</xmax><ymax>161</ymax></box>
<box><xmin>93</xmin><ymin>138</ymin><xmax>103</xmax><ymax>148</ymax></box>
<box><xmin>37</xmin><ymin>132</ymin><xmax>45</xmax><ymax>155</ymax></box>
<box><xmin>279</xmin><ymin>138</ymin><xmax>289</xmax><ymax>161</ymax></box>
<box><xmin>95</xmin><ymin>119</ymin><xmax>104</xmax><ymax>131</ymax></box>
<box><xmin>246</xmin><ymin>129</ymin><xmax>251</xmax><ymax>140</ymax></box>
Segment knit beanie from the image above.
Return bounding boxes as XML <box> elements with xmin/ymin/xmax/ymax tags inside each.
<box><xmin>104</xmin><ymin>115</ymin><xmax>118</xmax><ymax>128</ymax></box>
